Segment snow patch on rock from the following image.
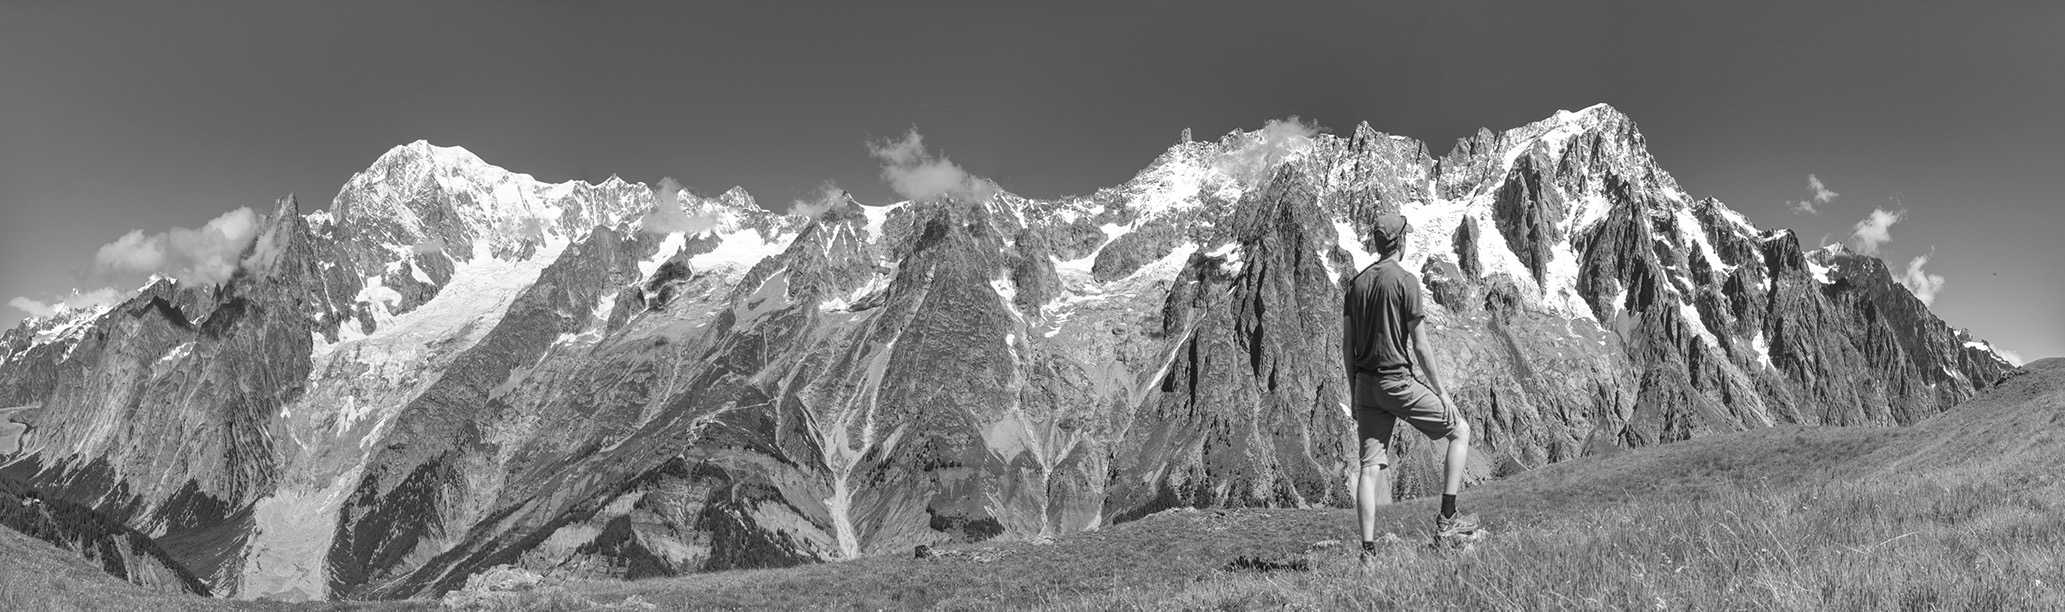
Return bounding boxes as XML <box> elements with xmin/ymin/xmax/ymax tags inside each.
<box><xmin>859</xmin><ymin>201</ymin><xmax>903</xmax><ymax>241</ymax></box>
<box><xmin>1332</xmin><ymin>220</ymin><xmax>1378</xmax><ymax>275</ymax></box>
<box><xmin>1677</xmin><ymin>299</ymin><xmax>1719</xmax><ymax>349</ymax></box>
<box><xmin>1805</xmin><ymin>256</ymin><xmax>1834</xmax><ymax>284</ymax></box>
<box><xmin>1568</xmin><ymin>193</ymin><xmax>1614</xmax><ymax>234</ymax></box>
<box><xmin>639</xmin><ymin>233</ymin><xmax>686</xmax><ymax>279</ymax></box>
<box><xmin>1205</xmin><ymin>242</ymin><xmax>1244</xmax><ymax>274</ymax></box>
<box><xmin>1398</xmin><ymin>194</ymin><xmax>1595</xmax><ymax>321</ymax></box>
<box><xmin>691</xmin><ymin>229</ymin><xmax>792</xmax><ymax>279</ymax></box>
<box><xmin>1673</xmin><ymin>207</ymin><xmax>1735</xmax><ymax>273</ymax></box>
<box><xmin>1751</xmin><ymin>330</ymin><xmax>1774</xmax><ymax>371</ymax></box>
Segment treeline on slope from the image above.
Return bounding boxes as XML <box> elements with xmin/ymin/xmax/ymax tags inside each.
<box><xmin>0</xmin><ymin>475</ymin><xmax>211</xmax><ymax>596</ymax></box>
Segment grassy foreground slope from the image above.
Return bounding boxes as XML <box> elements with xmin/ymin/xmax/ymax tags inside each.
<box><xmin>0</xmin><ymin>525</ymin><xmax>213</xmax><ymax>611</ymax></box>
<box><xmin>0</xmin><ymin>525</ymin><xmax>424</xmax><ymax>611</ymax></box>
<box><xmin>558</xmin><ymin>359</ymin><xmax>2065</xmax><ymax>610</ymax></box>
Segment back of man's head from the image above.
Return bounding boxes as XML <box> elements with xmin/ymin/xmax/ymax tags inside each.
<box><xmin>1372</xmin><ymin>213</ymin><xmax>1410</xmax><ymax>259</ymax></box>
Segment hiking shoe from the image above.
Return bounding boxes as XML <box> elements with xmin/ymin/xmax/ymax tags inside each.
<box><xmin>1431</xmin><ymin>513</ymin><xmax>1484</xmax><ymax>551</ymax></box>
<box><xmin>1434</xmin><ymin>512</ymin><xmax>1481</xmax><ymax>537</ymax></box>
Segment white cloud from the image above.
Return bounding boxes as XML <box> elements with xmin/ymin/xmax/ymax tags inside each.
<box><xmin>1896</xmin><ymin>251</ymin><xmax>1945</xmax><ymax>305</ymax></box>
<box><xmin>93</xmin><ymin>207</ymin><xmax>261</xmax><ymax>286</ymax></box>
<box><xmin>789</xmin><ymin>182</ymin><xmax>849</xmax><ymax>219</ymax></box>
<box><xmin>1810</xmin><ymin>174</ymin><xmax>1838</xmax><ymax>202</ymax></box>
<box><xmin>1790</xmin><ymin>174</ymin><xmax>1839</xmax><ymax>215</ymax></box>
<box><xmin>242</xmin><ymin>223</ymin><xmax>287</xmax><ymax>273</ymax></box>
<box><xmin>1213</xmin><ymin>117</ymin><xmax>1322</xmax><ymax>186</ymax></box>
<box><xmin>1993</xmin><ymin>346</ymin><xmax>2025</xmax><ymax>366</ymax></box>
<box><xmin>94</xmin><ymin>230</ymin><xmax>166</xmax><ymax>271</ymax></box>
<box><xmin>7</xmin><ymin>297</ymin><xmax>53</xmax><ymax>318</ymax></box>
<box><xmin>638</xmin><ymin>177</ymin><xmax>720</xmax><ymax>235</ymax></box>
<box><xmin>868</xmin><ymin>129</ymin><xmax>999</xmax><ymax>203</ymax></box>
<box><xmin>8</xmin><ymin>288</ymin><xmax>123</xmax><ymax>319</ymax></box>
<box><xmin>1847</xmin><ymin>207</ymin><xmax>1905</xmax><ymax>255</ymax></box>
<box><xmin>70</xmin><ymin>288</ymin><xmax>123</xmax><ymax>309</ymax></box>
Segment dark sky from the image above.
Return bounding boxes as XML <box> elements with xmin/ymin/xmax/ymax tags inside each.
<box><xmin>3</xmin><ymin>0</ymin><xmax>2061</xmax><ymax>361</ymax></box>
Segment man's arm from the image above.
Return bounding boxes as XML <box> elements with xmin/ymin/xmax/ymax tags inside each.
<box><xmin>1343</xmin><ymin>313</ymin><xmax>1355</xmax><ymax>383</ymax></box>
<box><xmin>1410</xmin><ymin>322</ymin><xmax>1447</xmax><ymax>398</ymax></box>
<box><xmin>1341</xmin><ymin>312</ymin><xmax>1358</xmax><ymax>415</ymax></box>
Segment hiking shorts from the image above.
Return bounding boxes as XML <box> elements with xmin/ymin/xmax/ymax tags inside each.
<box><xmin>1351</xmin><ymin>372</ymin><xmax>1458</xmax><ymax>469</ymax></box>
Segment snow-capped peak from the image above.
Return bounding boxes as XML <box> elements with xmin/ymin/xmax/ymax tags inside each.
<box><xmin>328</xmin><ymin>140</ymin><xmax>652</xmax><ymax>273</ymax></box>
<box><xmin>716</xmin><ymin>186</ymin><xmax>757</xmax><ymax>211</ymax></box>
<box><xmin>1490</xmin><ymin>103</ymin><xmax>1625</xmax><ymax>157</ymax></box>
<box><xmin>649</xmin><ymin>184</ymin><xmax>797</xmax><ymax>241</ymax></box>
<box><xmin>1693</xmin><ymin>197</ymin><xmax>1762</xmax><ymax>237</ymax></box>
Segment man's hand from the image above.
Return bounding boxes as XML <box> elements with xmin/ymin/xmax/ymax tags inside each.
<box><xmin>1423</xmin><ymin>384</ymin><xmax>1451</xmax><ymax>409</ymax></box>
<box><xmin>1409</xmin><ymin>323</ymin><xmax>1449</xmax><ymax>408</ymax></box>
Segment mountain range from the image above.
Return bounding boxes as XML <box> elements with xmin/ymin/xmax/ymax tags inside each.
<box><xmin>0</xmin><ymin>104</ymin><xmax>2012</xmax><ymax>600</ymax></box>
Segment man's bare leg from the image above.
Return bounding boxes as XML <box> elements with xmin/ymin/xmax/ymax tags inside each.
<box><xmin>1443</xmin><ymin>418</ymin><xmax>1471</xmax><ymax>496</ymax></box>
<box><xmin>1432</xmin><ymin>417</ymin><xmax>1481</xmax><ymax>546</ymax></box>
<box><xmin>1357</xmin><ymin>457</ymin><xmax>1386</xmax><ymax>543</ymax></box>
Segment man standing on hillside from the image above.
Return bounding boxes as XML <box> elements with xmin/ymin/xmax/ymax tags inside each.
<box><xmin>1343</xmin><ymin>213</ymin><xmax>1481</xmax><ymax>557</ymax></box>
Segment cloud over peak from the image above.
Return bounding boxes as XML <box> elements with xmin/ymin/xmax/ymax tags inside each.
<box><xmin>1789</xmin><ymin>174</ymin><xmax>1839</xmax><ymax>215</ymax></box>
<box><xmin>1898</xmin><ymin>250</ymin><xmax>1946</xmax><ymax>305</ymax></box>
<box><xmin>6</xmin><ymin>297</ymin><xmax>55</xmax><ymax>318</ymax></box>
<box><xmin>1848</xmin><ymin>207</ymin><xmax>1904</xmax><ymax>254</ymax></box>
<box><xmin>1212</xmin><ymin>116</ymin><xmax>1322</xmax><ymax>186</ymax></box>
<box><xmin>93</xmin><ymin>207</ymin><xmax>261</xmax><ymax>286</ymax></box>
<box><xmin>790</xmin><ymin>181</ymin><xmax>849</xmax><ymax>219</ymax></box>
<box><xmin>868</xmin><ymin>129</ymin><xmax>999</xmax><ymax>203</ymax></box>
<box><xmin>8</xmin><ymin>288</ymin><xmax>124</xmax><ymax>319</ymax></box>
<box><xmin>638</xmin><ymin>177</ymin><xmax>721</xmax><ymax>235</ymax></box>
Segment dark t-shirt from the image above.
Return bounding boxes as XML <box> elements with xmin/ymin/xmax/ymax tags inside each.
<box><xmin>1343</xmin><ymin>260</ymin><xmax>1424</xmax><ymax>379</ymax></box>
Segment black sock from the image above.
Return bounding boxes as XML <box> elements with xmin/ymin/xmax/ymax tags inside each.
<box><xmin>1440</xmin><ymin>494</ymin><xmax>1458</xmax><ymax>518</ymax></box>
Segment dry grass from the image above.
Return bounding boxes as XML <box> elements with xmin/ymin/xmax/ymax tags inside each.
<box><xmin>0</xmin><ymin>525</ymin><xmax>203</xmax><ymax>611</ymax></box>
<box><xmin>0</xmin><ymin>526</ymin><xmax>237</xmax><ymax>611</ymax></box>
<box><xmin>1059</xmin><ymin>477</ymin><xmax>2064</xmax><ymax>611</ymax></box>
<box><xmin>0</xmin><ymin>526</ymin><xmax>425</xmax><ymax>611</ymax></box>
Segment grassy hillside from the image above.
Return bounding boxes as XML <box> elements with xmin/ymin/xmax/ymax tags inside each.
<box><xmin>544</xmin><ymin>359</ymin><xmax>2064</xmax><ymax>610</ymax></box>
<box><xmin>0</xmin><ymin>525</ymin><xmax>195</xmax><ymax>611</ymax></box>
<box><xmin>0</xmin><ymin>523</ymin><xmax>422</xmax><ymax>610</ymax></box>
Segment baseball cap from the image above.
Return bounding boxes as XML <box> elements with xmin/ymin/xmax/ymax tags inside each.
<box><xmin>1372</xmin><ymin>213</ymin><xmax>1410</xmax><ymax>254</ymax></box>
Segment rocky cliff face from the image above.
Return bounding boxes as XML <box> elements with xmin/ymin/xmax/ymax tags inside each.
<box><xmin>0</xmin><ymin>107</ymin><xmax>2012</xmax><ymax>600</ymax></box>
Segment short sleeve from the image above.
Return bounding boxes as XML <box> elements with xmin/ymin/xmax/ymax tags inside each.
<box><xmin>1400</xmin><ymin>274</ymin><xmax>1425</xmax><ymax>324</ymax></box>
